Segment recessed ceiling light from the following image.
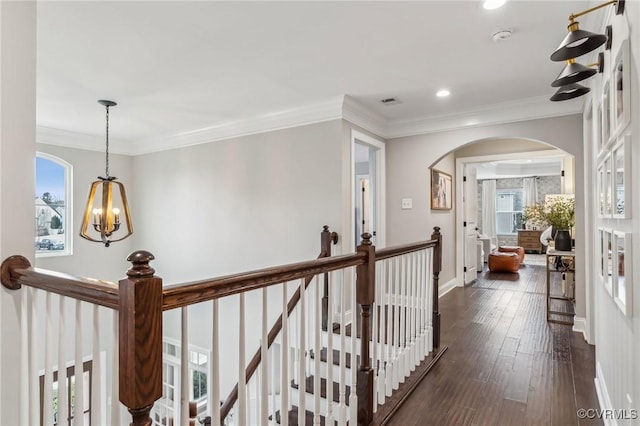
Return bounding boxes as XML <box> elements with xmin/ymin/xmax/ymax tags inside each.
<box><xmin>483</xmin><ymin>0</ymin><xmax>506</xmax><ymax>10</ymax></box>
<box><xmin>436</xmin><ymin>89</ymin><xmax>450</xmax><ymax>98</ymax></box>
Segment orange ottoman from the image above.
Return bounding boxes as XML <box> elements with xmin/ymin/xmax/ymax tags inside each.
<box><xmin>498</xmin><ymin>246</ymin><xmax>525</xmax><ymax>264</ymax></box>
<box><xmin>488</xmin><ymin>252</ymin><xmax>520</xmax><ymax>272</ymax></box>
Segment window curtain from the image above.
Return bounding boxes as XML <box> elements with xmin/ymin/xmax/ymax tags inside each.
<box><xmin>523</xmin><ymin>177</ymin><xmax>538</xmax><ymax>207</ymax></box>
<box><xmin>482</xmin><ymin>180</ymin><xmax>497</xmax><ymax>239</ymax></box>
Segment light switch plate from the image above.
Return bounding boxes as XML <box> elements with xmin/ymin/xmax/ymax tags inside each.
<box><xmin>401</xmin><ymin>198</ymin><xmax>412</xmax><ymax>209</ymax></box>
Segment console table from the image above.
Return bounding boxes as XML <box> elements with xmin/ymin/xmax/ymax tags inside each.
<box><xmin>518</xmin><ymin>229</ymin><xmax>544</xmax><ymax>253</ymax></box>
<box><xmin>546</xmin><ymin>249</ymin><xmax>575</xmax><ymax>325</ymax></box>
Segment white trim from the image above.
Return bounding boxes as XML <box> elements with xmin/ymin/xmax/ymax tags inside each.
<box><xmin>438</xmin><ymin>278</ymin><xmax>458</xmax><ymax>298</ymax></box>
<box><xmin>35</xmin><ymin>152</ymin><xmax>74</xmax><ymax>258</ymax></box>
<box><xmin>350</xmin><ymin>130</ymin><xmax>386</xmax><ymax>249</ymax></box>
<box><xmin>386</xmin><ymin>95</ymin><xmax>584</xmax><ymax>139</ymax></box>
<box><xmin>572</xmin><ymin>317</ymin><xmax>590</xmax><ymax>343</ymax></box>
<box><xmin>133</xmin><ymin>97</ymin><xmax>344</xmax><ymax>155</ymax></box>
<box><xmin>37</xmin><ymin>126</ymin><xmax>133</xmax><ymax>156</ymax></box>
<box><xmin>37</xmin><ymin>94</ymin><xmax>586</xmax><ymax>156</ymax></box>
<box><xmin>342</xmin><ymin>96</ymin><xmax>387</xmax><ymax>138</ymax></box>
<box><xmin>595</xmin><ymin>362</ymin><xmax>617</xmax><ymax>426</ymax></box>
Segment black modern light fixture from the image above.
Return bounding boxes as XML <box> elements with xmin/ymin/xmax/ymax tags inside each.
<box><xmin>550</xmin><ymin>83</ymin><xmax>591</xmax><ymax>102</ymax></box>
<box><xmin>550</xmin><ymin>0</ymin><xmax>625</xmax><ymax>62</ymax></box>
<box><xmin>551</xmin><ymin>52</ymin><xmax>604</xmax><ymax>88</ymax></box>
<box><xmin>80</xmin><ymin>100</ymin><xmax>133</xmax><ymax>247</ymax></box>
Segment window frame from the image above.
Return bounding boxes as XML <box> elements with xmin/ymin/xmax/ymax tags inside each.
<box><xmin>35</xmin><ymin>152</ymin><xmax>73</xmax><ymax>257</ymax></box>
<box><xmin>496</xmin><ymin>188</ymin><xmax>524</xmax><ymax>236</ymax></box>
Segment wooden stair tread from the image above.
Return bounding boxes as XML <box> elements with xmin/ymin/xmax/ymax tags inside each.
<box><xmin>291</xmin><ymin>375</ymin><xmax>351</xmax><ymax>405</ymax></box>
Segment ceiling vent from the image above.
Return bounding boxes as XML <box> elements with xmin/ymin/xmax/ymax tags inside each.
<box><xmin>380</xmin><ymin>97</ymin><xmax>400</xmax><ymax>105</ymax></box>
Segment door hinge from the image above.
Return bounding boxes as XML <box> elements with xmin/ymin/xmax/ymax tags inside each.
<box><xmin>463</xmin><ymin>221</ymin><xmax>467</xmax><ymax>227</ymax></box>
<box><xmin>464</xmin><ymin>266</ymin><xmax>467</xmax><ymax>272</ymax></box>
<box><xmin>463</xmin><ymin>176</ymin><xmax>467</xmax><ymax>182</ymax></box>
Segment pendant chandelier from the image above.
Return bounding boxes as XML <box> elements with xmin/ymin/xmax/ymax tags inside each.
<box><xmin>80</xmin><ymin>100</ymin><xmax>133</xmax><ymax>247</ymax></box>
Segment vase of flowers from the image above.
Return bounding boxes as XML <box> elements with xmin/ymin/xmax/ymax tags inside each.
<box><xmin>544</xmin><ymin>196</ymin><xmax>575</xmax><ymax>251</ymax></box>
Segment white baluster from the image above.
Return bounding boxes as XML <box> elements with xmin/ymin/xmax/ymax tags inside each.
<box><xmin>338</xmin><ymin>269</ymin><xmax>347</xmax><ymax>425</ymax></box>
<box><xmin>280</xmin><ymin>282</ymin><xmax>289</xmax><ymax>426</ymax></box>
<box><xmin>29</xmin><ymin>289</ymin><xmax>40</xmax><ymax>424</ymax></box>
<box><xmin>393</xmin><ymin>256</ymin><xmax>401</xmax><ymax>390</ymax></box>
<box><xmin>428</xmin><ymin>248</ymin><xmax>434</xmax><ymax>353</ymax></box>
<box><xmin>298</xmin><ymin>279</ymin><xmax>306</xmax><ymax>425</ymax></box>
<box><xmin>326</xmin><ymin>271</ymin><xmax>335</xmax><ymax>425</ymax></box>
<box><xmin>238</xmin><ymin>294</ymin><xmax>247</xmax><ymax>426</ymax></box>
<box><xmin>20</xmin><ymin>291</ymin><xmax>28</xmax><ymax>425</ymax></box>
<box><xmin>43</xmin><ymin>293</ymin><xmax>54</xmax><ymax>425</ymax></box>
<box><xmin>111</xmin><ymin>311</ymin><xmax>120</xmax><ymax>426</ymax></box>
<box><xmin>210</xmin><ymin>299</ymin><xmax>221</xmax><ymax>426</ymax></box>
<box><xmin>417</xmin><ymin>250</ymin><xmax>425</xmax><ymax>361</ymax></box>
<box><xmin>92</xmin><ymin>304</ymin><xmax>102</xmax><ymax>424</ymax></box>
<box><xmin>58</xmin><ymin>296</ymin><xmax>68</xmax><ymax>426</ymax></box>
<box><xmin>371</xmin><ymin>262</ymin><xmax>379</xmax><ymax>411</ymax></box>
<box><xmin>181</xmin><ymin>307</ymin><xmax>190</xmax><ymax>426</ymax></box>
<box><xmin>349</xmin><ymin>269</ymin><xmax>358</xmax><ymax>424</ymax></box>
<box><xmin>74</xmin><ymin>300</ymin><xmax>84</xmax><ymax>426</ymax></box>
<box><xmin>377</xmin><ymin>261</ymin><xmax>386</xmax><ymax>406</ymax></box>
<box><xmin>314</xmin><ymin>276</ymin><xmax>321</xmax><ymax>425</ymax></box>
<box><xmin>410</xmin><ymin>253</ymin><xmax>419</xmax><ymax>371</ymax></box>
<box><xmin>261</xmin><ymin>288</ymin><xmax>269</xmax><ymax>424</ymax></box>
<box><xmin>385</xmin><ymin>259</ymin><xmax>394</xmax><ymax>397</ymax></box>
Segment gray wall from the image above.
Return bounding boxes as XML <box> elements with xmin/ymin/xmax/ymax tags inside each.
<box><xmin>132</xmin><ymin>119</ymin><xmax>344</xmax><ymax>395</ymax></box>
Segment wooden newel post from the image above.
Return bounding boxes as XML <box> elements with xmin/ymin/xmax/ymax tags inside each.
<box><xmin>119</xmin><ymin>251</ymin><xmax>163</xmax><ymax>426</ymax></box>
<box><xmin>321</xmin><ymin>225</ymin><xmax>339</xmax><ymax>330</ymax></box>
<box><xmin>356</xmin><ymin>232</ymin><xmax>375</xmax><ymax>426</ymax></box>
<box><xmin>431</xmin><ymin>227</ymin><xmax>442</xmax><ymax>349</ymax></box>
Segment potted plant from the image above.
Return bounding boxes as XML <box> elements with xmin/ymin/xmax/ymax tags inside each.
<box><xmin>543</xmin><ymin>195</ymin><xmax>575</xmax><ymax>251</ymax></box>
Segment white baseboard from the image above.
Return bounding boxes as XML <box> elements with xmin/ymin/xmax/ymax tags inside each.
<box><xmin>439</xmin><ymin>278</ymin><xmax>457</xmax><ymax>297</ymax></box>
<box><xmin>595</xmin><ymin>362</ymin><xmax>617</xmax><ymax>426</ymax></box>
<box><xmin>573</xmin><ymin>317</ymin><xmax>589</xmax><ymax>341</ymax></box>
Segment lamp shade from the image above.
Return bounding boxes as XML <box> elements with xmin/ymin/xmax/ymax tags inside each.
<box><xmin>551</xmin><ymin>60</ymin><xmax>597</xmax><ymax>87</ymax></box>
<box><xmin>550</xmin><ymin>83</ymin><xmax>590</xmax><ymax>102</ymax></box>
<box><xmin>550</xmin><ymin>22</ymin><xmax>606</xmax><ymax>62</ymax></box>
<box><xmin>80</xmin><ymin>178</ymin><xmax>133</xmax><ymax>246</ymax></box>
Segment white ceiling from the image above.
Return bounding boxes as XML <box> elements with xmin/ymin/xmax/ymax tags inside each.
<box><xmin>36</xmin><ymin>1</ymin><xmax>594</xmax><ymax>154</ymax></box>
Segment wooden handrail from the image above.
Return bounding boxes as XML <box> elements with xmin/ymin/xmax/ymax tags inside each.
<box><xmin>0</xmin><ymin>255</ymin><xmax>119</xmax><ymax>309</ymax></box>
<box><xmin>376</xmin><ymin>239</ymin><xmax>438</xmax><ymax>261</ymax></box>
<box><xmin>162</xmin><ymin>252</ymin><xmax>362</xmax><ymax>311</ymax></box>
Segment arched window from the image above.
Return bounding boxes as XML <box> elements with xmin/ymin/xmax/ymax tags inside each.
<box><xmin>35</xmin><ymin>153</ymin><xmax>72</xmax><ymax>256</ymax></box>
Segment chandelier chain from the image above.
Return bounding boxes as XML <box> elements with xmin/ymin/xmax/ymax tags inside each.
<box><xmin>105</xmin><ymin>105</ymin><xmax>110</xmax><ymax>179</ymax></box>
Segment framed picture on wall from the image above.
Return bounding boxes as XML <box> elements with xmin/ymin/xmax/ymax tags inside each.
<box><xmin>430</xmin><ymin>168</ymin><xmax>453</xmax><ymax>210</ymax></box>
<box><xmin>602</xmin><ymin>78</ymin><xmax>612</xmax><ymax>146</ymax></box>
<box><xmin>613</xmin><ymin>39</ymin><xmax>631</xmax><ymax>137</ymax></box>
<box><xmin>612</xmin><ymin>135</ymin><xmax>631</xmax><ymax>218</ymax></box>
<box><xmin>603</xmin><ymin>229</ymin><xmax>613</xmax><ymax>296</ymax></box>
<box><xmin>613</xmin><ymin>231</ymin><xmax>632</xmax><ymax>317</ymax></box>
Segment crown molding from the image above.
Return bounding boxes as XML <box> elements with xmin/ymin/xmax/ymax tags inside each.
<box><xmin>37</xmin><ymin>93</ymin><xmax>585</xmax><ymax>156</ymax></box>
<box><xmin>385</xmin><ymin>95</ymin><xmax>584</xmax><ymax>139</ymax></box>
<box><xmin>131</xmin><ymin>97</ymin><xmax>344</xmax><ymax>155</ymax></box>
<box><xmin>341</xmin><ymin>95</ymin><xmax>388</xmax><ymax>138</ymax></box>
<box><xmin>37</xmin><ymin>126</ymin><xmax>133</xmax><ymax>155</ymax></box>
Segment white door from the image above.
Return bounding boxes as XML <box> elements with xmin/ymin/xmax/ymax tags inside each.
<box><xmin>464</xmin><ymin>165</ymin><xmax>478</xmax><ymax>283</ymax></box>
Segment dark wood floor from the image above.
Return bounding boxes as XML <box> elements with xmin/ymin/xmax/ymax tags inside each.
<box><xmin>387</xmin><ymin>263</ymin><xmax>601</xmax><ymax>426</ymax></box>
